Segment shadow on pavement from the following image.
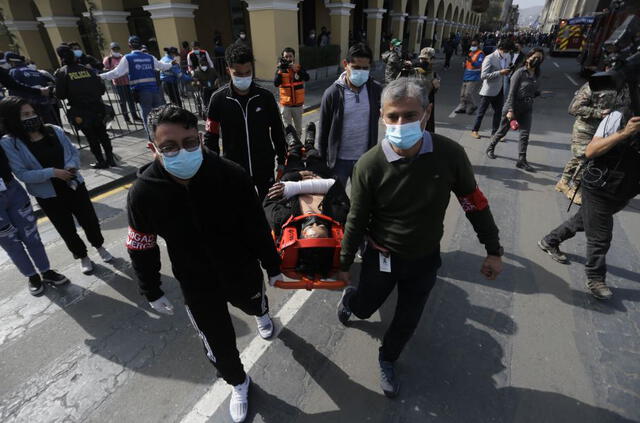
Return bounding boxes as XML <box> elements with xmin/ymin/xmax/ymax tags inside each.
<box><xmin>473</xmin><ymin>164</ymin><xmax>557</xmax><ymax>189</ymax></box>
<box><xmin>442</xmin><ymin>251</ymin><xmax>640</xmax><ymax>314</ymax></box>
<box><xmin>245</xmin><ymin>327</ymin><xmax>383</xmax><ymax>422</ymax></box>
<box><xmin>247</xmin><ymin>281</ymin><xmax>633</xmax><ymax>422</ymax></box>
<box><xmin>43</xmin><ymin>258</ymin><xmax>250</xmax><ymax>384</ymax></box>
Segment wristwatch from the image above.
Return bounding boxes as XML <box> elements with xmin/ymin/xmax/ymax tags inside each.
<box><xmin>488</xmin><ymin>246</ymin><xmax>504</xmax><ymax>257</ymax></box>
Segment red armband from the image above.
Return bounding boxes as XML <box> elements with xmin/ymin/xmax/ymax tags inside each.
<box><xmin>457</xmin><ymin>187</ymin><xmax>489</xmax><ymax>213</ymax></box>
<box><xmin>126</xmin><ymin>227</ymin><xmax>157</xmax><ymax>250</ymax></box>
<box><xmin>205</xmin><ymin>118</ymin><xmax>220</xmax><ymax>134</ymax></box>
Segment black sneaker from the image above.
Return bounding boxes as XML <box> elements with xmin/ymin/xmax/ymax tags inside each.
<box><xmin>285</xmin><ymin>125</ymin><xmax>303</xmax><ymax>155</ymax></box>
<box><xmin>304</xmin><ymin>122</ymin><xmax>316</xmax><ymax>151</ymax></box>
<box><xmin>28</xmin><ymin>274</ymin><xmax>45</xmax><ymax>296</ymax></box>
<box><xmin>586</xmin><ymin>280</ymin><xmax>613</xmax><ymax>300</ymax></box>
<box><xmin>516</xmin><ymin>159</ymin><xmax>535</xmax><ymax>172</ymax></box>
<box><xmin>379</xmin><ymin>358</ymin><xmax>400</xmax><ymax>398</ymax></box>
<box><xmin>337</xmin><ymin>286</ymin><xmax>355</xmax><ymax>326</ymax></box>
<box><xmin>537</xmin><ymin>239</ymin><xmax>568</xmax><ymax>264</ymax></box>
<box><xmin>41</xmin><ymin>270</ymin><xmax>70</xmax><ymax>286</ymax></box>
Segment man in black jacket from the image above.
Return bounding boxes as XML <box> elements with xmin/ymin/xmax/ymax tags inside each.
<box><xmin>318</xmin><ymin>43</ymin><xmax>382</xmax><ymax>187</ymax></box>
<box><xmin>127</xmin><ymin>105</ymin><xmax>282</xmax><ymax>423</ymax></box>
<box><xmin>204</xmin><ymin>43</ymin><xmax>287</xmax><ymax>200</ymax></box>
<box><xmin>54</xmin><ymin>44</ymin><xmax>115</xmax><ymax>168</ymax></box>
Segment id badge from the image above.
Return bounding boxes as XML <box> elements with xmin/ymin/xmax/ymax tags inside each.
<box><xmin>0</xmin><ymin>178</ymin><xmax>6</xmax><ymax>192</ymax></box>
<box><xmin>379</xmin><ymin>252</ymin><xmax>391</xmax><ymax>273</ymax></box>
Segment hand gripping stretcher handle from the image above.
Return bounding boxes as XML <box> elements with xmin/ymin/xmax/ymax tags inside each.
<box><xmin>274</xmin><ymin>277</ymin><xmax>347</xmax><ymax>291</ymax></box>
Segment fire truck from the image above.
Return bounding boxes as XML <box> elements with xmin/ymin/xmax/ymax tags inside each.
<box><xmin>549</xmin><ymin>16</ymin><xmax>594</xmax><ymax>57</ymax></box>
<box><xmin>579</xmin><ymin>1</ymin><xmax>640</xmax><ymax>76</ymax></box>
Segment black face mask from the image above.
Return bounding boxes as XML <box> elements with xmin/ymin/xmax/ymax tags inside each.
<box><xmin>529</xmin><ymin>57</ymin><xmax>541</xmax><ymax>68</ymax></box>
<box><xmin>21</xmin><ymin>115</ymin><xmax>43</xmax><ymax>133</ymax></box>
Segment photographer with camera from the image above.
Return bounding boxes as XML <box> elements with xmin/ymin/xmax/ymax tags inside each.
<box><xmin>539</xmin><ymin>111</ymin><xmax>640</xmax><ymax>300</ymax></box>
<box><xmin>274</xmin><ymin>47</ymin><xmax>309</xmax><ymax>136</ymax></box>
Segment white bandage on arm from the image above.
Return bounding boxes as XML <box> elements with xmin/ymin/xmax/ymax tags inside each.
<box><xmin>282</xmin><ymin>178</ymin><xmax>335</xmax><ymax>199</ymax></box>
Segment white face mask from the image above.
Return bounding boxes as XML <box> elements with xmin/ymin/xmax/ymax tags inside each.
<box><xmin>470</xmin><ymin>46</ymin><xmax>478</xmax><ymax>52</ymax></box>
<box><xmin>0</xmin><ymin>62</ymin><xmax>10</xmax><ymax>70</ymax></box>
<box><xmin>200</xmin><ymin>66</ymin><xmax>208</xmax><ymax>71</ymax></box>
<box><xmin>232</xmin><ymin>75</ymin><xmax>252</xmax><ymax>91</ymax></box>
<box><xmin>27</xmin><ymin>64</ymin><xmax>37</xmax><ymax>70</ymax></box>
<box><xmin>112</xmin><ymin>52</ymin><xmax>122</xmax><ymax>58</ymax></box>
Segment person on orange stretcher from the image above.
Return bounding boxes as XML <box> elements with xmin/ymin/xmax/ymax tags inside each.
<box><xmin>263</xmin><ymin>122</ymin><xmax>350</xmax><ymax>289</ymax></box>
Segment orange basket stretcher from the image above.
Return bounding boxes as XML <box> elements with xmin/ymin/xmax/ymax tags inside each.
<box><xmin>272</xmin><ymin>213</ymin><xmax>348</xmax><ymax>290</ymax></box>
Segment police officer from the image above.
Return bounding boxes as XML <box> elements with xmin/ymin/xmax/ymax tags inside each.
<box><xmin>68</xmin><ymin>42</ymin><xmax>104</xmax><ymax>72</ymax></box>
<box><xmin>5</xmin><ymin>52</ymin><xmax>58</xmax><ymax>125</ymax></box>
<box><xmin>274</xmin><ymin>47</ymin><xmax>309</xmax><ymax>135</ymax></box>
<box><xmin>55</xmin><ymin>44</ymin><xmax>115</xmax><ymax>168</ymax></box>
<box><xmin>539</xmin><ymin>111</ymin><xmax>640</xmax><ymax>300</ymax></box>
<box><xmin>99</xmin><ymin>35</ymin><xmax>174</xmax><ymax>135</ymax></box>
<box><xmin>556</xmin><ymin>81</ymin><xmax>630</xmax><ymax>204</ymax></box>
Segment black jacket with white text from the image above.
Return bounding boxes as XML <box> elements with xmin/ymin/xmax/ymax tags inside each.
<box><xmin>126</xmin><ymin>150</ymin><xmax>281</xmax><ymax>303</ymax></box>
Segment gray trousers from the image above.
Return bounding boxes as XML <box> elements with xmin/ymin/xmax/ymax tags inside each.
<box><xmin>456</xmin><ymin>80</ymin><xmax>481</xmax><ymax>113</ymax></box>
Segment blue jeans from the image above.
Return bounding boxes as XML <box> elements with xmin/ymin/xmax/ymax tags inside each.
<box><xmin>331</xmin><ymin>159</ymin><xmax>358</xmax><ymax>187</ymax></box>
<box><xmin>137</xmin><ymin>89</ymin><xmax>165</xmax><ymax>136</ymax></box>
<box><xmin>0</xmin><ymin>179</ymin><xmax>50</xmax><ymax>277</ymax></box>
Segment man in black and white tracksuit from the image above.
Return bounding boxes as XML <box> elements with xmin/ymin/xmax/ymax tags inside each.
<box><xmin>127</xmin><ymin>105</ymin><xmax>282</xmax><ymax>423</ymax></box>
<box><xmin>204</xmin><ymin>43</ymin><xmax>287</xmax><ymax>201</ymax></box>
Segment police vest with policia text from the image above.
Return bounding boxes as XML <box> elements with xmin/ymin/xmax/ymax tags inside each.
<box><xmin>279</xmin><ymin>67</ymin><xmax>305</xmax><ymax>107</ymax></box>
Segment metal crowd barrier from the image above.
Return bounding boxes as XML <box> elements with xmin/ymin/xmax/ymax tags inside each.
<box><xmin>5</xmin><ymin>63</ymin><xmax>232</xmax><ymax>151</ymax></box>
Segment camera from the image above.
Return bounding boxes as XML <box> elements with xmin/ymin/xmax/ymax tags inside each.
<box><xmin>278</xmin><ymin>57</ymin><xmax>291</xmax><ymax>71</ymax></box>
<box><xmin>589</xmin><ymin>15</ymin><xmax>640</xmax><ymax>93</ymax></box>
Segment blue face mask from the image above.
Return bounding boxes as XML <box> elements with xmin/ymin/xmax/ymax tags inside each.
<box><xmin>161</xmin><ymin>147</ymin><xmax>203</xmax><ymax>180</ymax></box>
<box><xmin>348</xmin><ymin>69</ymin><xmax>369</xmax><ymax>87</ymax></box>
<box><xmin>73</xmin><ymin>50</ymin><xmax>83</xmax><ymax>58</ymax></box>
<box><xmin>232</xmin><ymin>75</ymin><xmax>252</xmax><ymax>91</ymax></box>
<box><xmin>384</xmin><ymin>117</ymin><xmax>425</xmax><ymax>150</ymax></box>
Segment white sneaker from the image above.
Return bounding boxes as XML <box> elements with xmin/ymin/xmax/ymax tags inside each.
<box><xmin>80</xmin><ymin>256</ymin><xmax>94</xmax><ymax>274</ymax></box>
<box><xmin>229</xmin><ymin>376</ymin><xmax>250</xmax><ymax>422</ymax></box>
<box><xmin>255</xmin><ymin>313</ymin><xmax>274</xmax><ymax>339</ymax></box>
<box><xmin>97</xmin><ymin>246</ymin><xmax>113</xmax><ymax>262</ymax></box>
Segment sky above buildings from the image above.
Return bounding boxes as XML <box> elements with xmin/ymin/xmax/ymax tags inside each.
<box><xmin>514</xmin><ymin>0</ymin><xmax>545</xmax><ymax>8</ymax></box>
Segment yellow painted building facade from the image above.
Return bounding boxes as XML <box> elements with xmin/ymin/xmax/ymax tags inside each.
<box><xmin>0</xmin><ymin>0</ymin><xmax>481</xmax><ymax>79</ymax></box>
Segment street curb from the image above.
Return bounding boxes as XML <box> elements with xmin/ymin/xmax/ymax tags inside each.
<box><xmin>303</xmin><ymin>104</ymin><xmax>320</xmax><ymax>113</ymax></box>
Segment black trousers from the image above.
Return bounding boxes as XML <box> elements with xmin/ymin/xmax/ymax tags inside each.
<box><xmin>491</xmin><ymin>107</ymin><xmax>533</xmax><ymax>159</ymax></box>
<box><xmin>472</xmin><ymin>90</ymin><xmax>504</xmax><ymax>134</ymax></box>
<box><xmin>544</xmin><ymin>187</ymin><xmax>628</xmax><ymax>281</ymax></box>
<box><xmin>162</xmin><ymin>81</ymin><xmax>183</xmax><ymax>108</ymax></box>
<box><xmin>347</xmin><ymin>245</ymin><xmax>440</xmax><ymax>362</ymax></box>
<box><xmin>80</xmin><ymin>117</ymin><xmax>113</xmax><ymax>163</ymax></box>
<box><xmin>184</xmin><ymin>260</ymin><xmax>268</xmax><ymax>386</ymax></box>
<box><xmin>284</xmin><ymin>149</ymin><xmax>330</xmax><ymax>178</ymax></box>
<box><xmin>36</xmin><ymin>183</ymin><xmax>104</xmax><ymax>259</ymax></box>
<box><xmin>444</xmin><ymin>52</ymin><xmax>453</xmax><ymax>67</ymax></box>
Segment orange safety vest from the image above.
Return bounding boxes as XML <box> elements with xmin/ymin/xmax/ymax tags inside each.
<box><xmin>465</xmin><ymin>50</ymin><xmax>483</xmax><ymax>70</ymax></box>
<box><xmin>279</xmin><ymin>68</ymin><xmax>305</xmax><ymax>107</ymax></box>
